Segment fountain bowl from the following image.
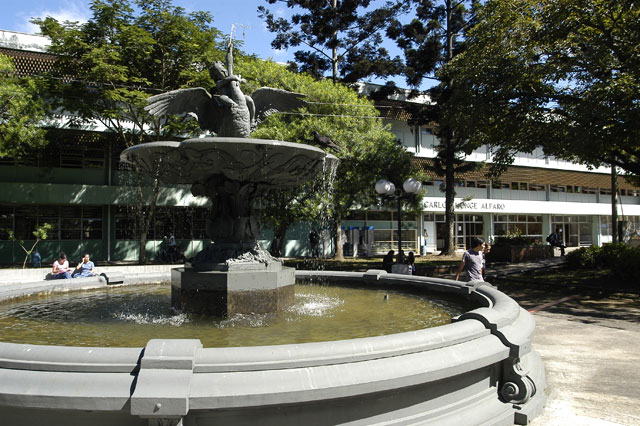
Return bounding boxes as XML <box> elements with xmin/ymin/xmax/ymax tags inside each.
<box><xmin>0</xmin><ymin>269</ymin><xmax>546</xmax><ymax>425</ymax></box>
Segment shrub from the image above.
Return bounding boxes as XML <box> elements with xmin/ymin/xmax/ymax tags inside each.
<box><xmin>566</xmin><ymin>245</ymin><xmax>600</xmax><ymax>269</ymax></box>
<box><xmin>567</xmin><ymin>243</ymin><xmax>640</xmax><ymax>283</ymax></box>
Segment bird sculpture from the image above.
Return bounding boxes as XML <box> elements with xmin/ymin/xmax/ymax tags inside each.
<box><xmin>145</xmin><ymin>43</ymin><xmax>306</xmax><ymax>138</ymax></box>
<box><xmin>310</xmin><ymin>131</ymin><xmax>341</xmax><ymax>153</ymax></box>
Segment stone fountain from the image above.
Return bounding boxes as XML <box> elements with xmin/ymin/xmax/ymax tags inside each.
<box><xmin>0</xmin><ymin>40</ymin><xmax>546</xmax><ymax>426</ymax></box>
<box><xmin>121</xmin><ymin>44</ymin><xmax>337</xmax><ymax>316</ymax></box>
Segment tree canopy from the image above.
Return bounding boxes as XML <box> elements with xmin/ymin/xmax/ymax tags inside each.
<box><xmin>34</xmin><ymin>0</ymin><xmax>226</xmax><ymax>263</ymax></box>
<box><xmin>238</xmin><ymin>58</ymin><xmax>421</xmax><ymax>257</ymax></box>
<box><xmin>446</xmin><ymin>0</ymin><xmax>640</xmax><ymax>179</ymax></box>
<box><xmin>258</xmin><ymin>0</ymin><xmax>406</xmax><ymax>82</ymax></box>
<box><xmin>0</xmin><ymin>53</ymin><xmax>47</xmax><ymax>158</ymax></box>
<box><xmin>387</xmin><ymin>0</ymin><xmax>482</xmax><ymax>254</ymax></box>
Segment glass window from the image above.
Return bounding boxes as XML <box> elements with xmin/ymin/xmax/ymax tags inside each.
<box><xmin>60</xmin><ymin>206</ymin><xmax>81</xmax><ymax>239</ymax></box>
<box><xmin>82</xmin><ymin>206</ymin><xmax>103</xmax><ymax>240</ymax></box>
<box><xmin>519</xmin><ymin>182</ymin><xmax>528</xmax><ymax>191</ymax></box>
<box><xmin>115</xmin><ymin>206</ymin><xmax>138</xmax><ymax>240</ymax></box>
<box><xmin>14</xmin><ymin>206</ymin><xmax>38</xmax><ymax>240</ymax></box>
<box><xmin>476</xmin><ymin>180</ymin><xmax>488</xmax><ymax>188</ymax></box>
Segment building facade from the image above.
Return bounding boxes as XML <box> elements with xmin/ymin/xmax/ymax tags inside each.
<box><xmin>344</xmin><ymin>102</ymin><xmax>640</xmax><ymax>255</ymax></box>
<box><xmin>1</xmin><ymin>30</ymin><xmax>639</xmax><ymax>265</ymax></box>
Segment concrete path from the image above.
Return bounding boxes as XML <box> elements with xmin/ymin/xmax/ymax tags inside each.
<box><xmin>437</xmin><ymin>257</ymin><xmax>640</xmax><ymax>425</ymax></box>
<box><xmin>488</xmin><ymin>265</ymin><xmax>640</xmax><ymax>426</ymax></box>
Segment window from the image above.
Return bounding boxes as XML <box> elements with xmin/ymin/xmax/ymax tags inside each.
<box><xmin>529</xmin><ymin>184</ymin><xmax>545</xmax><ymax>191</ymax></box>
<box><xmin>493</xmin><ymin>214</ymin><xmax>543</xmax><ymax>238</ymax></box>
<box><xmin>82</xmin><ymin>207</ymin><xmax>103</xmax><ymax>239</ymax></box>
<box><xmin>60</xmin><ymin>206</ymin><xmax>81</xmax><ymax>239</ymax></box>
<box><xmin>476</xmin><ymin>180</ymin><xmax>488</xmax><ymax>188</ymax></box>
<box><xmin>550</xmin><ymin>185</ymin><xmax>566</xmax><ymax>192</ymax></box>
<box><xmin>600</xmin><ymin>187</ymin><xmax>612</xmax><ymax>195</ymax></box>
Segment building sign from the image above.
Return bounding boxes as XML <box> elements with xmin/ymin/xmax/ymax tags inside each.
<box><xmin>422</xmin><ymin>197</ymin><xmax>640</xmax><ymax>215</ymax></box>
<box><xmin>424</xmin><ymin>200</ymin><xmax>506</xmax><ymax>212</ymax></box>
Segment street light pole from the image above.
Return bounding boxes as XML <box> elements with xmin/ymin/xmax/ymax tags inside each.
<box><xmin>375</xmin><ymin>178</ymin><xmax>423</xmax><ymax>262</ymax></box>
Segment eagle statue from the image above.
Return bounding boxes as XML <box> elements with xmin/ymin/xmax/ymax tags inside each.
<box><xmin>145</xmin><ymin>44</ymin><xmax>306</xmax><ymax>138</ymax></box>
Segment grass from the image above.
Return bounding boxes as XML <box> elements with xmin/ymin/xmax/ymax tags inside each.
<box><xmin>492</xmin><ymin>267</ymin><xmax>638</xmax><ymax>294</ymax></box>
<box><xmin>282</xmin><ymin>254</ymin><xmax>461</xmax><ymax>274</ymax></box>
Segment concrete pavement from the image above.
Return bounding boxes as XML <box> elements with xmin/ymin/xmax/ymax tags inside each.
<box><xmin>481</xmin><ymin>260</ymin><xmax>640</xmax><ymax>426</ymax></box>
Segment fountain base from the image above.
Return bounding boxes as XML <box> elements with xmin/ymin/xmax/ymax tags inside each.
<box><xmin>171</xmin><ymin>263</ymin><xmax>295</xmax><ymax>316</ymax></box>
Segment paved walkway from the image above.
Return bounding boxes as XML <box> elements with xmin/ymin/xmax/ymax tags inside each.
<box><xmin>450</xmin><ymin>257</ymin><xmax>640</xmax><ymax>426</ymax></box>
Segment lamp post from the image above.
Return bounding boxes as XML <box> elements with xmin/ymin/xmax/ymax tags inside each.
<box><xmin>375</xmin><ymin>178</ymin><xmax>423</xmax><ymax>262</ymax></box>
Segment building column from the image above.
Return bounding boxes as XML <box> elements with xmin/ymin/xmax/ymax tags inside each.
<box><xmin>542</xmin><ymin>214</ymin><xmax>552</xmax><ymax>238</ymax></box>
<box><xmin>593</xmin><ymin>216</ymin><xmax>603</xmax><ymax>247</ymax></box>
<box><xmin>484</xmin><ymin>213</ymin><xmax>494</xmax><ymax>244</ymax></box>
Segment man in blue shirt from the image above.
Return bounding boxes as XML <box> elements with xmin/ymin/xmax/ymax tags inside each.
<box><xmin>73</xmin><ymin>253</ymin><xmax>96</xmax><ymax>278</ymax></box>
<box><xmin>455</xmin><ymin>237</ymin><xmax>486</xmax><ymax>282</ymax></box>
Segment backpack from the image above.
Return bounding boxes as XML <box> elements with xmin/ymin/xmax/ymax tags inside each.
<box><xmin>546</xmin><ymin>233</ymin><xmax>553</xmax><ymax>243</ymax></box>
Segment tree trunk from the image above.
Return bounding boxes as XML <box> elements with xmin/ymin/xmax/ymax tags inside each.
<box><xmin>443</xmin><ymin>159</ymin><xmax>457</xmax><ymax>255</ymax></box>
<box><xmin>440</xmin><ymin>0</ymin><xmax>457</xmax><ymax>256</ymax></box>
<box><xmin>611</xmin><ymin>165</ymin><xmax>618</xmax><ymax>244</ymax></box>
<box><xmin>334</xmin><ymin>217</ymin><xmax>344</xmax><ymax>260</ymax></box>
<box><xmin>136</xmin><ymin>168</ymin><xmax>161</xmax><ymax>265</ymax></box>
<box><xmin>331</xmin><ymin>0</ymin><xmax>339</xmax><ymax>82</ymax></box>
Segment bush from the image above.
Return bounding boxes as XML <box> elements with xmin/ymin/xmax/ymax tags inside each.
<box><xmin>567</xmin><ymin>243</ymin><xmax>640</xmax><ymax>283</ymax></box>
<box><xmin>566</xmin><ymin>245</ymin><xmax>600</xmax><ymax>269</ymax></box>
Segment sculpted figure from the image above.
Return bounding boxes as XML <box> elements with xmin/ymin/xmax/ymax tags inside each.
<box><xmin>145</xmin><ymin>44</ymin><xmax>305</xmax><ymax>138</ymax></box>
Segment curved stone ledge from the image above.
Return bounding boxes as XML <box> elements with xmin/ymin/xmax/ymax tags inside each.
<box><xmin>0</xmin><ymin>268</ymin><xmax>546</xmax><ymax>425</ymax></box>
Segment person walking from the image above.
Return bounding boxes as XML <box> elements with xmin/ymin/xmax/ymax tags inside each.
<box><xmin>455</xmin><ymin>237</ymin><xmax>486</xmax><ymax>282</ymax></box>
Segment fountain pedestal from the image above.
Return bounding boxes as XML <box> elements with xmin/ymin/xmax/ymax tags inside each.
<box><xmin>171</xmin><ymin>261</ymin><xmax>295</xmax><ymax>317</ymax></box>
<box><xmin>120</xmin><ymin>137</ymin><xmax>337</xmax><ymax>317</ymax></box>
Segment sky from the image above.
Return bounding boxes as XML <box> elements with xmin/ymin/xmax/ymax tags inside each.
<box><xmin>0</xmin><ymin>0</ymin><xmax>416</xmax><ymax>88</ymax></box>
<box><xmin>0</xmin><ymin>0</ymin><xmax>294</xmax><ymax>61</ymax></box>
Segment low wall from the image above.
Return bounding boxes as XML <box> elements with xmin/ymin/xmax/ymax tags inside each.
<box><xmin>0</xmin><ymin>270</ymin><xmax>546</xmax><ymax>425</ymax></box>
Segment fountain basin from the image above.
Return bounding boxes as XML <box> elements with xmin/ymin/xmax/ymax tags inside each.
<box><xmin>0</xmin><ymin>270</ymin><xmax>545</xmax><ymax>425</ymax></box>
<box><xmin>120</xmin><ymin>137</ymin><xmax>339</xmax><ymax>188</ymax></box>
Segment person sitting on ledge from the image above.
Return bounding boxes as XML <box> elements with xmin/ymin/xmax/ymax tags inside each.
<box><xmin>52</xmin><ymin>252</ymin><xmax>72</xmax><ymax>279</ymax></box>
<box><xmin>73</xmin><ymin>253</ymin><xmax>96</xmax><ymax>278</ymax></box>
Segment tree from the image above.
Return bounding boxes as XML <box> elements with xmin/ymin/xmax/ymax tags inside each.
<box><xmin>239</xmin><ymin>59</ymin><xmax>421</xmax><ymax>259</ymax></box>
<box><xmin>8</xmin><ymin>223</ymin><xmax>53</xmax><ymax>269</ymax></box>
<box><xmin>445</xmin><ymin>0</ymin><xmax>639</xmax><ymax>174</ymax></box>
<box><xmin>387</xmin><ymin>0</ymin><xmax>483</xmax><ymax>255</ymax></box>
<box><xmin>0</xmin><ymin>53</ymin><xmax>47</xmax><ymax>157</ymax></box>
<box><xmin>444</xmin><ymin>0</ymin><xmax>640</xmax><ymax>242</ymax></box>
<box><xmin>35</xmin><ymin>0</ymin><xmax>224</xmax><ymax>263</ymax></box>
<box><xmin>258</xmin><ymin>0</ymin><xmax>406</xmax><ymax>82</ymax></box>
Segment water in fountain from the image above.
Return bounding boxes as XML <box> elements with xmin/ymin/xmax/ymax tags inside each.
<box><xmin>0</xmin><ymin>282</ymin><xmax>466</xmax><ymax>347</ymax></box>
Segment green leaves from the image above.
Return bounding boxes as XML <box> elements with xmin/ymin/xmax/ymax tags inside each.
<box><xmin>0</xmin><ymin>54</ymin><xmax>47</xmax><ymax>158</ymax></box>
<box><xmin>448</xmin><ymin>0</ymin><xmax>640</xmax><ymax>177</ymax></box>
<box><xmin>242</xmin><ymin>57</ymin><xmax>418</xmax><ymax>254</ymax></box>
<box><xmin>34</xmin><ymin>0</ymin><xmax>224</xmax><ymax>143</ymax></box>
